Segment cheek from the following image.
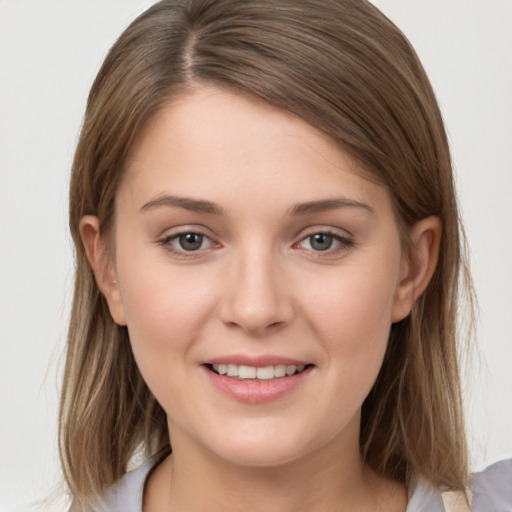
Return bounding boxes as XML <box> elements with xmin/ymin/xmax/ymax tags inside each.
<box><xmin>311</xmin><ymin>258</ymin><xmax>398</xmax><ymax>332</ymax></box>
<box><xmin>115</xmin><ymin>254</ymin><xmax>216</xmax><ymax>389</ymax></box>
<box><xmin>303</xmin><ymin>257</ymin><xmax>400</xmax><ymax>391</ymax></box>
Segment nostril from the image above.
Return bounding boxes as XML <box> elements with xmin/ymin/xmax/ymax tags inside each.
<box><xmin>223</xmin><ymin>319</ymin><xmax>286</xmax><ymax>335</ymax></box>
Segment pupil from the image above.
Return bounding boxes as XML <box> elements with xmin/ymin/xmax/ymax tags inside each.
<box><xmin>311</xmin><ymin>234</ymin><xmax>333</xmax><ymax>251</ymax></box>
<box><xmin>179</xmin><ymin>233</ymin><xmax>203</xmax><ymax>251</ymax></box>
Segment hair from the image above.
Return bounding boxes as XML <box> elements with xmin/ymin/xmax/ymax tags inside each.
<box><xmin>60</xmin><ymin>0</ymin><xmax>474</xmax><ymax>507</ymax></box>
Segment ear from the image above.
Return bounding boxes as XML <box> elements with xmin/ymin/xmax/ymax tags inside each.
<box><xmin>392</xmin><ymin>216</ymin><xmax>442</xmax><ymax>323</ymax></box>
<box><xmin>79</xmin><ymin>215</ymin><xmax>127</xmax><ymax>326</ymax></box>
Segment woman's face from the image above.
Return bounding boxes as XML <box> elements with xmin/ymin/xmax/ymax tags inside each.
<box><xmin>105</xmin><ymin>87</ymin><xmax>412</xmax><ymax>467</ymax></box>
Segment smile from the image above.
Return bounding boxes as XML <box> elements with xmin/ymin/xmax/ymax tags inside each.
<box><xmin>203</xmin><ymin>361</ymin><xmax>314</xmax><ymax>403</ymax></box>
<box><xmin>208</xmin><ymin>363</ymin><xmax>309</xmax><ymax>380</ymax></box>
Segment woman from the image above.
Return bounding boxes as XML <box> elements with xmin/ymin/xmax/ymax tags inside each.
<box><xmin>59</xmin><ymin>0</ymin><xmax>511</xmax><ymax>510</ymax></box>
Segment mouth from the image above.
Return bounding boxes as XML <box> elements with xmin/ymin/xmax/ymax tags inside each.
<box><xmin>205</xmin><ymin>363</ymin><xmax>313</xmax><ymax>380</ymax></box>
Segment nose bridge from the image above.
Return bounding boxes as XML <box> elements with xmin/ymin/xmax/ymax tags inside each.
<box><xmin>220</xmin><ymin>240</ymin><xmax>293</xmax><ymax>334</ymax></box>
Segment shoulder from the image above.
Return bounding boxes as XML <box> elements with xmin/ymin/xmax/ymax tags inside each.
<box><xmin>90</xmin><ymin>458</ymin><xmax>512</xmax><ymax>512</ymax></box>
<box><xmin>407</xmin><ymin>459</ymin><xmax>512</xmax><ymax>512</ymax></box>
<box><xmin>471</xmin><ymin>458</ymin><xmax>512</xmax><ymax>509</ymax></box>
<box><xmin>94</xmin><ymin>458</ymin><xmax>156</xmax><ymax>512</ymax></box>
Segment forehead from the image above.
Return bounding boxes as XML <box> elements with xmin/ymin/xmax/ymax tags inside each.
<box><xmin>120</xmin><ymin>87</ymin><xmax>391</xmax><ymax>215</ymax></box>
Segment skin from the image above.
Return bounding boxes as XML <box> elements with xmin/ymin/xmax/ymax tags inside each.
<box><xmin>81</xmin><ymin>87</ymin><xmax>441</xmax><ymax>512</ymax></box>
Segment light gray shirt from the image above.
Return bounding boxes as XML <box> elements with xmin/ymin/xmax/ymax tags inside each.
<box><xmin>96</xmin><ymin>458</ymin><xmax>512</xmax><ymax>511</ymax></box>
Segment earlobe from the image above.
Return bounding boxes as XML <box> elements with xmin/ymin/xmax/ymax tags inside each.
<box><xmin>391</xmin><ymin>216</ymin><xmax>442</xmax><ymax>323</ymax></box>
<box><xmin>79</xmin><ymin>215</ymin><xmax>127</xmax><ymax>326</ymax></box>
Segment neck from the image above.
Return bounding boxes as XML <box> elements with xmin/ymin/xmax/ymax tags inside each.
<box><xmin>143</xmin><ymin>420</ymin><xmax>407</xmax><ymax>512</ymax></box>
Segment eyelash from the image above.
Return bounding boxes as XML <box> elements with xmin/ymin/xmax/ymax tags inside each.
<box><xmin>156</xmin><ymin>231</ymin><xmax>218</xmax><ymax>259</ymax></box>
<box><xmin>294</xmin><ymin>231</ymin><xmax>354</xmax><ymax>256</ymax></box>
<box><xmin>156</xmin><ymin>230</ymin><xmax>354</xmax><ymax>259</ymax></box>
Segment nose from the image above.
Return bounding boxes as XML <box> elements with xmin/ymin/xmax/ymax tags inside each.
<box><xmin>218</xmin><ymin>249</ymin><xmax>294</xmax><ymax>336</ymax></box>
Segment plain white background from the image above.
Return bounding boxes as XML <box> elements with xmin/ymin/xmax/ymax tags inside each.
<box><xmin>0</xmin><ymin>1</ymin><xmax>511</xmax><ymax>510</ymax></box>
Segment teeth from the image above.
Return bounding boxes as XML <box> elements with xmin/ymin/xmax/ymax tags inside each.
<box><xmin>227</xmin><ymin>364</ymin><xmax>238</xmax><ymax>377</ymax></box>
<box><xmin>239</xmin><ymin>365</ymin><xmax>257</xmax><ymax>379</ymax></box>
<box><xmin>286</xmin><ymin>365</ymin><xmax>297</xmax><ymax>376</ymax></box>
<box><xmin>256</xmin><ymin>366</ymin><xmax>274</xmax><ymax>380</ymax></box>
<box><xmin>211</xmin><ymin>363</ymin><xmax>308</xmax><ymax>380</ymax></box>
<box><xmin>274</xmin><ymin>365</ymin><xmax>286</xmax><ymax>377</ymax></box>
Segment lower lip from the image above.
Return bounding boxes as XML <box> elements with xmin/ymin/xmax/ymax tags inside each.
<box><xmin>202</xmin><ymin>366</ymin><xmax>313</xmax><ymax>404</ymax></box>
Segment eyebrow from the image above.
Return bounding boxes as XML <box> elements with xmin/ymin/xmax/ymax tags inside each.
<box><xmin>140</xmin><ymin>194</ymin><xmax>374</xmax><ymax>216</ymax></box>
<box><xmin>288</xmin><ymin>198</ymin><xmax>375</xmax><ymax>216</ymax></box>
<box><xmin>141</xmin><ymin>195</ymin><xmax>224</xmax><ymax>215</ymax></box>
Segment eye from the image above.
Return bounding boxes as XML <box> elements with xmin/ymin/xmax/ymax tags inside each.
<box><xmin>306</xmin><ymin>233</ymin><xmax>334</xmax><ymax>251</ymax></box>
<box><xmin>296</xmin><ymin>231</ymin><xmax>354</xmax><ymax>254</ymax></box>
<box><xmin>157</xmin><ymin>231</ymin><xmax>215</xmax><ymax>254</ymax></box>
<box><xmin>175</xmin><ymin>233</ymin><xmax>209</xmax><ymax>251</ymax></box>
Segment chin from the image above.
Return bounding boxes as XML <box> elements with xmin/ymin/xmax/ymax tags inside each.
<box><xmin>195</xmin><ymin>418</ymin><xmax>334</xmax><ymax>469</ymax></box>
<box><xmin>213</xmin><ymin>442</ymin><xmax>306</xmax><ymax>469</ymax></box>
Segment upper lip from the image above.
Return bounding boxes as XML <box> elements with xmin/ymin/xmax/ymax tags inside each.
<box><xmin>203</xmin><ymin>355</ymin><xmax>311</xmax><ymax>367</ymax></box>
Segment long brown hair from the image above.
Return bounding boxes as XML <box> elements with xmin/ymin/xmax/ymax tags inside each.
<box><xmin>60</xmin><ymin>0</ymin><xmax>474</xmax><ymax>507</ymax></box>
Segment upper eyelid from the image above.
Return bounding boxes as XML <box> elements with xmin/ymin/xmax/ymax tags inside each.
<box><xmin>155</xmin><ymin>226</ymin><xmax>354</xmax><ymax>247</ymax></box>
<box><xmin>158</xmin><ymin>231</ymin><xmax>216</xmax><ymax>246</ymax></box>
<box><xmin>293</xmin><ymin>229</ymin><xmax>355</xmax><ymax>253</ymax></box>
<box><xmin>296</xmin><ymin>231</ymin><xmax>353</xmax><ymax>246</ymax></box>
<box><xmin>293</xmin><ymin>224</ymin><xmax>354</xmax><ymax>241</ymax></box>
<box><xmin>156</xmin><ymin>224</ymin><xmax>217</xmax><ymax>240</ymax></box>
